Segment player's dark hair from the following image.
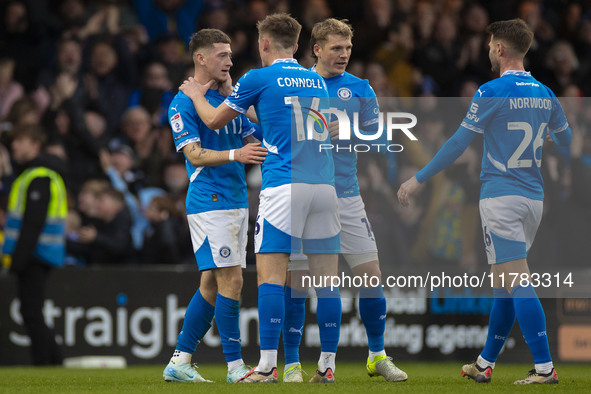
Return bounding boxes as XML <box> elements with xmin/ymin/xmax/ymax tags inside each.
<box><xmin>310</xmin><ymin>18</ymin><xmax>353</xmax><ymax>60</ymax></box>
<box><xmin>256</xmin><ymin>13</ymin><xmax>302</xmax><ymax>52</ymax></box>
<box><xmin>188</xmin><ymin>29</ymin><xmax>231</xmax><ymax>61</ymax></box>
<box><xmin>486</xmin><ymin>18</ymin><xmax>533</xmax><ymax>55</ymax></box>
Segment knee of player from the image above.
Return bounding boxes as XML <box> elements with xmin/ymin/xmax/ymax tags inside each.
<box><xmin>350</xmin><ymin>258</ymin><xmax>382</xmax><ymax>281</ymax></box>
<box><xmin>200</xmin><ymin>274</ymin><xmax>218</xmax><ymax>300</ymax></box>
<box><xmin>225</xmin><ymin>271</ymin><xmax>244</xmax><ymax>293</ymax></box>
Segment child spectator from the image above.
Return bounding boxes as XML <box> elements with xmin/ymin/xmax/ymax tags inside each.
<box><xmin>142</xmin><ymin>195</ymin><xmax>181</xmax><ymax>264</ymax></box>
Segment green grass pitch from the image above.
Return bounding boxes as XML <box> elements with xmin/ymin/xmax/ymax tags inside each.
<box><xmin>0</xmin><ymin>362</ymin><xmax>588</xmax><ymax>393</ymax></box>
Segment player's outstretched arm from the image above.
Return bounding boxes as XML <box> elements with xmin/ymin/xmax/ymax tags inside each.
<box><xmin>183</xmin><ymin>141</ymin><xmax>267</xmax><ymax>167</ymax></box>
<box><xmin>180</xmin><ymin>77</ymin><xmax>240</xmax><ymax>130</ymax></box>
<box><xmin>397</xmin><ymin>126</ymin><xmax>476</xmax><ymax>207</ymax></box>
<box><xmin>397</xmin><ymin>176</ymin><xmax>421</xmax><ymax>207</ymax></box>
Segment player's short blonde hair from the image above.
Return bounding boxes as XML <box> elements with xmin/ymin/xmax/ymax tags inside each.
<box><xmin>310</xmin><ymin>18</ymin><xmax>353</xmax><ymax>59</ymax></box>
<box><xmin>256</xmin><ymin>13</ymin><xmax>302</xmax><ymax>52</ymax></box>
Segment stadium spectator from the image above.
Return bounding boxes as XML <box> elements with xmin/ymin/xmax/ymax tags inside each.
<box><xmin>39</xmin><ymin>38</ymin><xmax>83</xmax><ymax>89</ymax></box>
<box><xmin>456</xmin><ymin>3</ymin><xmax>491</xmax><ymax>87</ymax></box>
<box><xmin>374</xmin><ymin>21</ymin><xmax>417</xmax><ymax>97</ymax></box>
<box><xmin>128</xmin><ymin>61</ymin><xmax>174</xmax><ymax>126</ymax></box>
<box><xmin>0</xmin><ymin>0</ymin><xmax>47</xmax><ymax>91</ymax></box>
<box><xmin>99</xmin><ymin>141</ymin><xmax>144</xmax><ymax>252</ymax></box>
<box><xmin>119</xmin><ymin>106</ymin><xmax>165</xmax><ymax>188</ymax></box>
<box><xmin>0</xmin><ymin>58</ymin><xmax>24</xmax><ymax>119</ymax></box>
<box><xmin>83</xmin><ymin>35</ymin><xmax>135</xmax><ymax>137</ymax></box>
<box><xmin>68</xmin><ymin>186</ymin><xmax>133</xmax><ymax>264</ymax></box>
<box><xmin>73</xmin><ymin>178</ymin><xmax>109</xmax><ymax>228</ymax></box>
<box><xmin>352</xmin><ymin>0</ymin><xmax>393</xmax><ymax>61</ymax></box>
<box><xmin>84</xmin><ymin>0</ymin><xmax>138</xmax><ymax>37</ymax></box>
<box><xmin>133</xmin><ymin>0</ymin><xmax>203</xmax><ymax>46</ymax></box>
<box><xmin>4</xmin><ymin>97</ymin><xmax>40</xmax><ymax>128</ymax></box>
<box><xmin>141</xmin><ymin>194</ymin><xmax>182</xmax><ymax>264</ymax></box>
<box><xmin>413</xmin><ymin>13</ymin><xmax>462</xmax><ymax>96</ymax></box>
<box><xmin>42</xmin><ymin>72</ymin><xmax>105</xmax><ymax>194</ymax></box>
<box><xmin>544</xmin><ymin>41</ymin><xmax>581</xmax><ymax>95</ymax></box>
<box><xmin>3</xmin><ymin>124</ymin><xmax>67</xmax><ymax>365</ymax></box>
<box><xmin>151</xmin><ymin>33</ymin><xmax>189</xmax><ymax>88</ymax></box>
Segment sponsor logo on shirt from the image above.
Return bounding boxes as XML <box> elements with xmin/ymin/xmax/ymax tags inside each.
<box><xmin>170</xmin><ymin>113</ymin><xmax>184</xmax><ymax>133</ymax></box>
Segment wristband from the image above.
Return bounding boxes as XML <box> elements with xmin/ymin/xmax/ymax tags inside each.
<box><xmin>228</xmin><ymin>149</ymin><xmax>235</xmax><ymax>161</ymax></box>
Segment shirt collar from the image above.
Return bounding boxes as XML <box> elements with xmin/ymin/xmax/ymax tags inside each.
<box><xmin>311</xmin><ymin>64</ymin><xmax>344</xmax><ymax>79</ymax></box>
<box><xmin>272</xmin><ymin>58</ymin><xmax>299</xmax><ymax>65</ymax></box>
<box><xmin>502</xmin><ymin>70</ymin><xmax>531</xmax><ymax>77</ymax></box>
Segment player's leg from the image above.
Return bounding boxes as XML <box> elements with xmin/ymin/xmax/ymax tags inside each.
<box><xmin>240</xmin><ymin>185</ymin><xmax>293</xmax><ymax>383</ymax></box>
<box><xmin>214</xmin><ymin>265</ymin><xmax>251</xmax><ymax>382</ymax></box>
<box><xmin>204</xmin><ymin>208</ymin><xmax>251</xmax><ymax>382</ymax></box>
<box><xmin>462</xmin><ymin>266</ymin><xmax>514</xmax><ymax>383</ymax></box>
<box><xmin>302</xmin><ymin>184</ymin><xmax>341</xmax><ymax>383</ymax></box>
<box><xmin>493</xmin><ymin>259</ymin><xmax>556</xmax><ymax>384</ymax></box>
<box><xmin>163</xmin><ymin>270</ymin><xmax>216</xmax><ymax>383</ymax></box>
<box><xmin>464</xmin><ymin>196</ymin><xmax>556</xmax><ymax>384</ymax></box>
<box><xmin>238</xmin><ymin>252</ymin><xmax>288</xmax><ymax>383</ymax></box>
<box><xmin>283</xmin><ymin>259</ymin><xmax>309</xmax><ymax>382</ymax></box>
<box><xmin>340</xmin><ymin>196</ymin><xmax>406</xmax><ymax>382</ymax></box>
<box><xmin>164</xmin><ymin>210</ymin><xmax>222</xmax><ymax>383</ymax></box>
<box><xmin>307</xmin><ymin>253</ymin><xmax>340</xmax><ymax>383</ymax></box>
<box><xmin>350</xmin><ymin>260</ymin><xmax>407</xmax><ymax>382</ymax></box>
<box><xmin>463</xmin><ymin>197</ymin><xmax>523</xmax><ymax>383</ymax></box>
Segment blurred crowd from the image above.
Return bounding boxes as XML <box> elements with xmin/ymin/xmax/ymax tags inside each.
<box><xmin>0</xmin><ymin>0</ymin><xmax>589</xmax><ymax>269</ymax></box>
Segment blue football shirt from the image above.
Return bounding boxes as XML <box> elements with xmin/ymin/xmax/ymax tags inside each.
<box><xmin>169</xmin><ymin>89</ymin><xmax>257</xmax><ymax>214</ymax></box>
<box><xmin>223</xmin><ymin>58</ymin><xmax>334</xmax><ymax>190</ymax></box>
<box><xmin>460</xmin><ymin>71</ymin><xmax>569</xmax><ymax>200</ymax></box>
<box><xmin>317</xmin><ymin>70</ymin><xmax>380</xmax><ymax>197</ymax></box>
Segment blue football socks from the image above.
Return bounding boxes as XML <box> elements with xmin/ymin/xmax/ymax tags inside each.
<box><xmin>480</xmin><ymin>288</ymin><xmax>515</xmax><ymax>365</ymax></box>
<box><xmin>258</xmin><ymin>283</ymin><xmax>285</xmax><ymax>351</ymax></box>
<box><xmin>283</xmin><ymin>286</ymin><xmax>308</xmax><ymax>365</ymax></box>
<box><xmin>315</xmin><ymin>287</ymin><xmax>342</xmax><ymax>353</ymax></box>
<box><xmin>512</xmin><ymin>285</ymin><xmax>552</xmax><ymax>364</ymax></box>
<box><xmin>359</xmin><ymin>286</ymin><xmax>387</xmax><ymax>353</ymax></box>
<box><xmin>176</xmin><ymin>289</ymin><xmax>214</xmax><ymax>353</ymax></box>
<box><xmin>215</xmin><ymin>292</ymin><xmax>242</xmax><ymax>363</ymax></box>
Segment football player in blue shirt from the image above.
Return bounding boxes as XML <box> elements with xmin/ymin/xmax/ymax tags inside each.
<box><xmin>162</xmin><ymin>29</ymin><xmax>267</xmax><ymax>384</ymax></box>
<box><xmin>179</xmin><ymin>14</ymin><xmax>341</xmax><ymax>383</ymax></box>
<box><xmin>398</xmin><ymin>19</ymin><xmax>571</xmax><ymax>385</ymax></box>
<box><xmin>282</xmin><ymin>18</ymin><xmax>407</xmax><ymax>383</ymax></box>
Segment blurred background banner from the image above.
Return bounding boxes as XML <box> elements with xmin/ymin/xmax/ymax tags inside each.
<box><xmin>1</xmin><ymin>267</ymin><xmax>590</xmax><ymax>365</ymax></box>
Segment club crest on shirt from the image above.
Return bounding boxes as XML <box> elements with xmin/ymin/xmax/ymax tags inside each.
<box><xmin>170</xmin><ymin>113</ymin><xmax>184</xmax><ymax>133</ymax></box>
<box><xmin>337</xmin><ymin>87</ymin><xmax>352</xmax><ymax>101</ymax></box>
<box><xmin>219</xmin><ymin>246</ymin><xmax>231</xmax><ymax>258</ymax></box>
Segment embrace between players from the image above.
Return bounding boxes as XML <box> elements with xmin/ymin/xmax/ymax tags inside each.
<box><xmin>163</xmin><ymin>14</ymin><xmax>571</xmax><ymax>385</ymax></box>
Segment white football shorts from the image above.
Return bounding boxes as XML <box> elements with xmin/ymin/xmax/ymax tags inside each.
<box><xmin>254</xmin><ymin>183</ymin><xmax>340</xmax><ymax>254</ymax></box>
<box><xmin>289</xmin><ymin>195</ymin><xmax>378</xmax><ymax>271</ymax></box>
<box><xmin>479</xmin><ymin>196</ymin><xmax>543</xmax><ymax>264</ymax></box>
<box><xmin>187</xmin><ymin>208</ymin><xmax>248</xmax><ymax>271</ymax></box>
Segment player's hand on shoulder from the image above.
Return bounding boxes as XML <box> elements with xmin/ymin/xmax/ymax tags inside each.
<box><xmin>236</xmin><ymin>142</ymin><xmax>268</xmax><ymax>164</ymax></box>
<box><xmin>397</xmin><ymin>176</ymin><xmax>420</xmax><ymax>207</ymax></box>
<box><xmin>180</xmin><ymin>77</ymin><xmax>214</xmax><ymax>99</ymax></box>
